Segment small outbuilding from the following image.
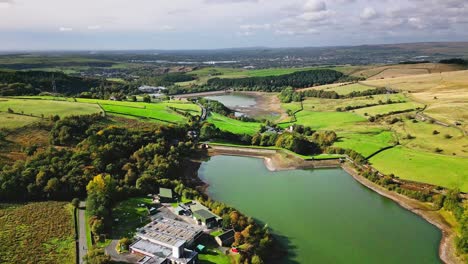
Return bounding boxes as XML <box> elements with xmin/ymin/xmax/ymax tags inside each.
<box><xmin>192</xmin><ymin>209</ymin><xmax>218</xmax><ymax>228</ymax></box>
<box><xmin>215</xmin><ymin>230</ymin><xmax>235</xmax><ymax>247</ymax></box>
<box><xmin>159</xmin><ymin>187</ymin><xmax>174</xmax><ymax>202</ymax></box>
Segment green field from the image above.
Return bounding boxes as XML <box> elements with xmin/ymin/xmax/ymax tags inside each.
<box><xmin>199</xmin><ymin>247</ymin><xmax>231</xmax><ymax>264</ymax></box>
<box><xmin>370</xmin><ymin>146</ymin><xmax>468</xmax><ymax>191</ymax></box>
<box><xmin>352</xmin><ymin>102</ymin><xmax>424</xmax><ymax>117</ymax></box>
<box><xmin>0</xmin><ymin>112</ymin><xmax>40</xmax><ymax>129</ymax></box>
<box><xmin>301</xmin><ymin>94</ymin><xmax>408</xmax><ymax>112</ymax></box>
<box><xmin>207</xmin><ymin>113</ymin><xmax>262</xmax><ymax>135</ymax></box>
<box><xmin>289</xmin><ymin>110</ymin><xmax>367</xmax><ymax>130</ymax></box>
<box><xmin>0</xmin><ymin>98</ymin><xmax>102</xmax><ymax>120</ymax></box>
<box><xmin>328</xmin><ymin>83</ymin><xmax>375</xmax><ymax>95</ymax></box>
<box><xmin>0</xmin><ymin>202</ymin><xmax>75</xmax><ymax>264</ymax></box>
<box><xmin>111</xmin><ymin>197</ymin><xmax>153</xmax><ymax>238</ymax></box>
<box><xmin>393</xmin><ymin>119</ymin><xmax>468</xmax><ymax>157</ymax></box>
<box><xmin>2</xmin><ymin>97</ymin><xmax>201</xmax><ymax>125</ymax></box>
<box><xmin>334</xmin><ymin>130</ymin><xmax>395</xmax><ymax>157</ymax></box>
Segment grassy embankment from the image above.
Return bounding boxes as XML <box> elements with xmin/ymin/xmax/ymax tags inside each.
<box><xmin>0</xmin><ymin>202</ymin><xmax>75</xmax><ymax>264</ymax></box>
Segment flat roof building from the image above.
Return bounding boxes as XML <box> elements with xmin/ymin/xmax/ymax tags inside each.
<box><xmin>130</xmin><ymin>217</ymin><xmax>203</xmax><ymax>264</ymax></box>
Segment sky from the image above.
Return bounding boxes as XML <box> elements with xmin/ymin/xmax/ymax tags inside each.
<box><xmin>0</xmin><ymin>0</ymin><xmax>467</xmax><ymax>50</ymax></box>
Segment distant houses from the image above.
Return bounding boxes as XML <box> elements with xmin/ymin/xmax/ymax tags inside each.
<box><xmin>138</xmin><ymin>85</ymin><xmax>167</xmax><ymax>94</ymax></box>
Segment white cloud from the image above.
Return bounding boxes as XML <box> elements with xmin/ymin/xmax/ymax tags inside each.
<box><xmin>240</xmin><ymin>24</ymin><xmax>271</xmax><ymax>30</ymax></box>
<box><xmin>360</xmin><ymin>7</ymin><xmax>378</xmax><ymax>20</ymax></box>
<box><xmin>59</xmin><ymin>27</ymin><xmax>73</xmax><ymax>32</ymax></box>
<box><xmin>0</xmin><ymin>0</ymin><xmax>12</xmax><ymax>8</ymax></box>
<box><xmin>304</xmin><ymin>0</ymin><xmax>326</xmax><ymax>12</ymax></box>
<box><xmin>298</xmin><ymin>10</ymin><xmax>332</xmax><ymax>21</ymax></box>
<box><xmin>87</xmin><ymin>25</ymin><xmax>101</xmax><ymax>30</ymax></box>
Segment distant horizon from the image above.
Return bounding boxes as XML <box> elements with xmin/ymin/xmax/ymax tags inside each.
<box><xmin>1</xmin><ymin>40</ymin><xmax>468</xmax><ymax>53</ymax></box>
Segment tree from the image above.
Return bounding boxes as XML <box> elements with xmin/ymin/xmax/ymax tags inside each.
<box><xmin>83</xmin><ymin>247</ymin><xmax>111</xmax><ymax>264</ymax></box>
<box><xmin>142</xmin><ymin>95</ymin><xmax>151</xmax><ymax>103</ymax></box>
<box><xmin>71</xmin><ymin>198</ymin><xmax>80</xmax><ymax>208</ymax></box>
<box><xmin>251</xmin><ymin>255</ymin><xmax>264</xmax><ymax>264</ymax></box>
<box><xmin>91</xmin><ymin>218</ymin><xmax>105</xmax><ymax>235</ymax></box>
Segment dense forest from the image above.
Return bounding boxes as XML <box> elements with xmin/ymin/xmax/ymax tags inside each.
<box><xmin>0</xmin><ymin>115</ymin><xmax>276</xmax><ymax>263</ymax></box>
<box><xmin>0</xmin><ymin>70</ymin><xmax>137</xmax><ymax>97</ymax></box>
<box><xmin>206</xmin><ymin>69</ymin><xmax>349</xmax><ymax>91</ymax></box>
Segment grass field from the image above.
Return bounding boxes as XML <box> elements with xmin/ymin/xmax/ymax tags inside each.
<box><xmin>0</xmin><ymin>112</ymin><xmax>40</xmax><ymax>129</ymax></box>
<box><xmin>363</xmin><ymin>70</ymin><xmax>468</xmax><ymax>130</ymax></box>
<box><xmin>393</xmin><ymin>119</ymin><xmax>468</xmax><ymax>157</ymax></box>
<box><xmin>3</xmin><ymin>96</ymin><xmax>201</xmax><ymax>125</ymax></box>
<box><xmin>0</xmin><ymin>202</ymin><xmax>75</xmax><ymax>264</ymax></box>
<box><xmin>329</xmin><ymin>83</ymin><xmax>375</xmax><ymax>95</ymax></box>
<box><xmin>334</xmin><ymin>130</ymin><xmax>395</xmax><ymax>157</ymax></box>
<box><xmin>207</xmin><ymin>113</ymin><xmax>262</xmax><ymax>135</ymax></box>
<box><xmin>111</xmin><ymin>197</ymin><xmax>153</xmax><ymax>238</ymax></box>
<box><xmin>289</xmin><ymin>110</ymin><xmax>367</xmax><ymax>130</ymax></box>
<box><xmin>0</xmin><ymin>98</ymin><xmax>102</xmax><ymax>122</ymax></box>
<box><xmin>351</xmin><ymin>63</ymin><xmax>463</xmax><ymax>79</ymax></box>
<box><xmin>352</xmin><ymin>102</ymin><xmax>424</xmax><ymax>117</ymax></box>
<box><xmin>370</xmin><ymin>146</ymin><xmax>468</xmax><ymax>191</ymax></box>
<box><xmin>299</xmin><ymin>94</ymin><xmax>408</xmax><ymax>112</ymax></box>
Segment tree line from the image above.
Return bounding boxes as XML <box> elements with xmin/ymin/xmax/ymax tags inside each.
<box><xmin>206</xmin><ymin>69</ymin><xmax>348</xmax><ymax>91</ymax></box>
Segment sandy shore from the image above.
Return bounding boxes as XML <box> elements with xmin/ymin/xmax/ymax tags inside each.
<box><xmin>207</xmin><ymin>145</ymin><xmax>464</xmax><ymax>264</ymax></box>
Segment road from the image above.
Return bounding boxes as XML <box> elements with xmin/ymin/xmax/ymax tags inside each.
<box><xmin>78</xmin><ymin>201</ymin><xmax>88</xmax><ymax>264</ymax></box>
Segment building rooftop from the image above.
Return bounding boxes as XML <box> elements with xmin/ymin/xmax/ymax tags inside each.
<box><xmin>159</xmin><ymin>188</ymin><xmax>173</xmax><ymax>199</ymax></box>
<box><xmin>136</xmin><ymin>217</ymin><xmax>203</xmax><ymax>248</ymax></box>
<box><xmin>132</xmin><ymin>239</ymin><xmax>171</xmax><ymax>263</ymax></box>
<box><xmin>217</xmin><ymin>229</ymin><xmax>235</xmax><ymax>242</ymax></box>
<box><xmin>193</xmin><ymin>209</ymin><xmax>217</xmax><ymax>222</ymax></box>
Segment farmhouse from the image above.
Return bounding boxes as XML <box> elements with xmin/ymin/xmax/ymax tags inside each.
<box><xmin>130</xmin><ymin>217</ymin><xmax>203</xmax><ymax>264</ymax></box>
<box><xmin>215</xmin><ymin>229</ymin><xmax>235</xmax><ymax>247</ymax></box>
<box><xmin>138</xmin><ymin>85</ymin><xmax>167</xmax><ymax>93</ymax></box>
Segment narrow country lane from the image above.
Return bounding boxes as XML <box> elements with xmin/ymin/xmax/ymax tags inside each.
<box><xmin>78</xmin><ymin>201</ymin><xmax>87</xmax><ymax>264</ymax></box>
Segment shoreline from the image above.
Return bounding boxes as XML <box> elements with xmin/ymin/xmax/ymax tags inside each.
<box><xmin>205</xmin><ymin>145</ymin><xmax>463</xmax><ymax>264</ymax></box>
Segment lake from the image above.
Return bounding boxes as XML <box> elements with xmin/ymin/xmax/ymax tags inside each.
<box><xmin>198</xmin><ymin>155</ymin><xmax>442</xmax><ymax>264</ymax></box>
<box><xmin>204</xmin><ymin>94</ymin><xmax>257</xmax><ymax>108</ymax></box>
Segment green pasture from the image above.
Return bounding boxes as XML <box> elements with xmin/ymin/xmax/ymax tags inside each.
<box><xmin>369</xmin><ymin>146</ymin><xmax>468</xmax><ymax>192</ymax></box>
<box><xmin>328</xmin><ymin>83</ymin><xmax>376</xmax><ymax>95</ymax></box>
<box><xmin>301</xmin><ymin>94</ymin><xmax>407</xmax><ymax>112</ymax></box>
<box><xmin>207</xmin><ymin>113</ymin><xmax>261</xmax><ymax>135</ymax></box>
<box><xmin>286</xmin><ymin>110</ymin><xmax>367</xmax><ymax>130</ymax></box>
<box><xmin>111</xmin><ymin>197</ymin><xmax>153</xmax><ymax>238</ymax></box>
<box><xmin>0</xmin><ymin>112</ymin><xmax>40</xmax><ymax>129</ymax></box>
<box><xmin>352</xmin><ymin>102</ymin><xmax>424</xmax><ymax>117</ymax></box>
<box><xmin>393</xmin><ymin>119</ymin><xmax>468</xmax><ymax>157</ymax></box>
<box><xmin>334</xmin><ymin>130</ymin><xmax>395</xmax><ymax>157</ymax></box>
<box><xmin>0</xmin><ymin>98</ymin><xmax>102</xmax><ymax>120</ymax></box>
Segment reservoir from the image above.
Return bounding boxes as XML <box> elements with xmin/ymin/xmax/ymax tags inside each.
<box><xmin>198</xmin><ymin>155</ymin><xmax>442</xmax><ymax>264</ymax></box>
<box><xmin>204</xmin><ymin>94</ymin><xmax>256</xmax><ymax>108</ymax></box>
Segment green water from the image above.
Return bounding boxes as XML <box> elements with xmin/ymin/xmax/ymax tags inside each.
<box><xmin>204</xmin><ymin>94</ymin><xmax>256</xmax><ymax>108</ymax></box>
<box><xmin>199</xmin><ymin>155</ymin><xmax>442</xmax><ymax>264</ymax></box>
